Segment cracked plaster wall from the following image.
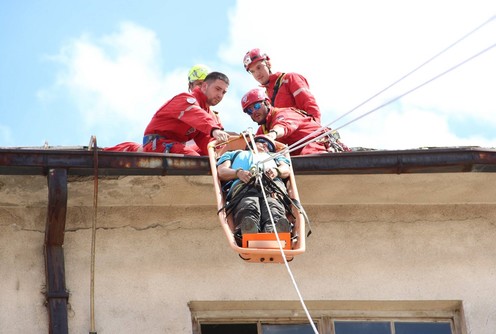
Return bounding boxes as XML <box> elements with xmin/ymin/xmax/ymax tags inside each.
<box><xmin>0</xmin><ymin>173</ymin><xmax>495</xmax><ymax>333</ymax></box>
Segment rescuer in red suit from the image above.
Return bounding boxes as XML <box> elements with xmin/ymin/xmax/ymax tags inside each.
<box><xmin>143</xmin><ymin>71</ymin><xmax>230</xmax><ymax>156</ymax></box>
<box><xmin>243</xmin><ymin>48</ymin><xmax>322</xmax><ymax>124</ymax></box>
<box><xmin>241</xmin><ymin>88</ymin><xmax>328</xmax><ymax>156</ymax></box>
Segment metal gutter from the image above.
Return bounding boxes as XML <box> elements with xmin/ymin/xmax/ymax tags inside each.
<box><xmin>291</xmin><ymin>146</ymin><xmax>496</xmax><ymax>174</ymax></box>
<box><xmin>1</xmin><ymin>146</ymin><xmax>496</xmax><ymax>176</ymax></box>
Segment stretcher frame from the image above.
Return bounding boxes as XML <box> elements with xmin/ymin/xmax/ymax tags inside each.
<box><xmin>207</xmin><ymin>135</ymin><xmax>306</xmax><ymax>263</ymax></box>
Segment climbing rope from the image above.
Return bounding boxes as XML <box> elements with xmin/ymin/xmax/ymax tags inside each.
<box><xmin>326</xmin><ymin>15</ymin><xmax>496</xmax><ymax>130</ymax></box>
<box><xmin>232</xmin><ymin>17</ymin><xmax>495</xmax><ymax>332</ymax></box>
<box><xmin>89</xmin><ymin>135</ymin><xmax>99</xmax><ymax>334</ymax></box>
<box><xmin>270</xmin><ymin>15</ymin><xmax>496</xmax><ymax>158</ymax></box>
<box><xmin>242</xmin><ymin>132</ymin><xmax>319</xmax><ymax>333</ymax></box>
<box><xmin>286</xmin><ymin>39</ymin><xmax>496</xmax><ymax>156</ymax></box>
<box><xmin>254</xmin><ymin>166</ymin><xmax>319</xmax><ymax>334</ymax></box>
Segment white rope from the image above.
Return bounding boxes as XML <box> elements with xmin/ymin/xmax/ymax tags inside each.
<box><xmin>325</xmin><ymin>14</ymin><xmax>496</xmax><ymax>130</ymax></box>
<box><xmin>268</xmin><ymin>40</ymin><xmax>495</xmax><ymax>158</ymax></box>
<box><xmin>233</xmin><ymin>19</ymin><xmax>496</xmax><ymax>332</ymax></box>
<box><xmin>247</xmin><ymin>143</ymin><xmax>319</xmax><ymax>333</ymax></box>
<box><xmin>258</xmin><ymin>176</ymin><xmax>319</xmax><ymax>333</ymax></box>
<box><xmin>89</xmin><ymin>135</ymin><xmax>98</xmax><ymax>334</ymax></box>
<box><xmin>266</xmin><ymin>15</ymin><xmax>496</xmax><ymax>158</ymax></box>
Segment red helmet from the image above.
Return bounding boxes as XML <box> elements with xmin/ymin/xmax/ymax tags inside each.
<box><xmin>243</xmin><ymin>48</ymin><xmax>270</xmax><ymax>71</ymax></box>
<box><xmin>241</xmin><ymin>88</ymin><xmax>269</xmax><ymax>111</ymax></box>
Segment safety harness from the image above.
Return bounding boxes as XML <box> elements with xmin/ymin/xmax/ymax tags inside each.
<box><xmin>268</xmin><ymin>73</ymin><xmax>351</xmax><ymax>153</ymax></box>
<box><xmin>261</xmin><ymin>108</ymin><xmax>349</xmax><ymax>153</ymax></box>
<box><xmin>270</xmin><ymin>73</ymin><xmax>286</xmax><ymax>106</ymax></box>
<box><xmin>269</xmin><ymin>73</ymin><xmax>314</xmax><ymax>121</ymax></box>
<box><xmin>217</xmin><ymin>156</ymin><xmax>313</xmax><ymax>238</ymax></box>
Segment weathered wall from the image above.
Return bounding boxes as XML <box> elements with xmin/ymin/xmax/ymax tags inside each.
<box><xmin>1</xmin><ymin>174</ymin><xmax>495</xmax><ymax>333</ymax></box>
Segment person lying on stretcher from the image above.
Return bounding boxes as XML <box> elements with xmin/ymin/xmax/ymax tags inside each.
<box><xmin>216</xmin><ymin>135</ymin><xmax>292</xmax><ymax>243</ymax></box>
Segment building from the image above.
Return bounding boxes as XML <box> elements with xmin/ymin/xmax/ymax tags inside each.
<box><xmin>1</xmin><ymin>146</ymin><xmax>495</xmax><ymax>333</ymax></box>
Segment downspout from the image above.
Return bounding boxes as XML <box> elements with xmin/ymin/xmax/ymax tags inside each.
<box><xmin>44</xmin><ymin>168</ymin><xmax>69</xmax><ymax>334</ymax></box>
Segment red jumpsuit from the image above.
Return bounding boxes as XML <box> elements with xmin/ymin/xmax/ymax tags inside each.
<box><xmin>143</xmin><ymin>86</ymin><xmax>223</xmax><ymax>156</ymax></box>
<box><xmin>256</xmin><ymin>107</ymin><xmax>328</xmax><ymax>156</ymax></box>
<box><xmin>263</xmin><ymin>71</ymin><xmax>322</xmax><ymax>123</ymax></box>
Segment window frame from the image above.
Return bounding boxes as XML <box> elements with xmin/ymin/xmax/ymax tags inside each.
<box><xmin>189</xmin><ymin>300</ymin><xmax>466</xmax><ymax>334</ymax></box>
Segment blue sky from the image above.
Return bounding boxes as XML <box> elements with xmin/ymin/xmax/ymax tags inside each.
<box><xmin>1</xmin><ymin>0</ymin><xmax>495</xmax><ymax>150</ymax></box>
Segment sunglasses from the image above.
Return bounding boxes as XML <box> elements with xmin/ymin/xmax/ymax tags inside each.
<box><xmin>244</xmin><ymin>102</ymin><xmax>262</xmax><ymax>115</ymax></box>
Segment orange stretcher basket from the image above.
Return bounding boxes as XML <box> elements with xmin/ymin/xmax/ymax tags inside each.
<box><xmin>207</xmin><ymin>134</ymin><xmax>306</xmax><ymax>263</ymax></box>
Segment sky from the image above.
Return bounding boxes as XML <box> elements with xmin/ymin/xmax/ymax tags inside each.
<box><xmin>1</xmin><ymin>0</ymin><xmax>495</xmax><ymax>150</ymax></box>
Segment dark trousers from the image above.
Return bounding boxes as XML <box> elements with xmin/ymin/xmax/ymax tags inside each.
<box><xmin>232</xmin><ymin>187</ymin><xmax>286</xmax><ymax>233</ymax></box>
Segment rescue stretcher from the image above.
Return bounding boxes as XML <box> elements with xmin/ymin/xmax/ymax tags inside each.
<box><xmin>207</xmin><ymin>134</ymin><xmax>306</xmax><ymax>263</ymax></box>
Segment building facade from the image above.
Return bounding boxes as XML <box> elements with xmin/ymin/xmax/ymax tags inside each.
<box><xmin>1</xmin><ymin>148</ymin><xmax>495</xmax><ymax>333</ymax></box>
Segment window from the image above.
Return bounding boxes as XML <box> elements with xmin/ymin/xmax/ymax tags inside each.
<box><xmin>189</xmin><ymin>300</ymin><xmax>465</xmax><ymax>334</ymax></box>
<box><xmin>394</xmin><ymin>322</ymin><xmax>452</xmax><ymax>334</ymax></box>
<box><xmin>334</xmin><ymin>321</ymin><xmax>390</xmax><ymax>334</ymax></box>
<box><xmin>334</xmin><ymin>321</ymin><xmax>453</xmax><ymax>334</ymax></box>
<box><xmin>198</xmin><ymin>323</ymin><xmax>316</xmax><ymax>334</ymax></box>
<box><xmin>201</xmin><ymin>323</ymin><xmax>257</xmax><ymax>334</ymax></box>
<box><xmin>263</xmin><ymin>323</ymin><xmax>316</xmax><ymax>334</ymax></box>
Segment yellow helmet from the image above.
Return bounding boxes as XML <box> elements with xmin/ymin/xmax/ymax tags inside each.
<box><xmin>188</xmin><ymin>64</ymin><xmax>210</xmax><ymax>83</ymax></box>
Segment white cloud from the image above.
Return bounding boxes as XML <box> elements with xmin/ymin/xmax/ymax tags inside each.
<box><xmin>40</xmin><ymin>1</ymin><xmax>496</xmax><ymax>150</ymax></box>
<box><xmin>221</xmin><ymin>0</ymin><xmax>496</xmax><ymax>149</ymax></box>
<box><xmin>43</xmin><ymin>22</ymin><xmax>187</xmax><ymax>145</ymax></box>
<box><xmin>0</xmin><ymin>124</ymin><xmax>13</xmax><ymax>147</ymax></box>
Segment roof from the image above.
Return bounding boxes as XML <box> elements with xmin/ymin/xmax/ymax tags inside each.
<box><xmin>1</xmin><ymin>146</ymin><xmax>496</xmax><ymax>176</ymax></box>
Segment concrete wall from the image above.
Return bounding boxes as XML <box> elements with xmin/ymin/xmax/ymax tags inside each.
<box><xmin>1</xmin><ymin>173</ymin><xmax>495</xmax><ymax>333</ymax></box>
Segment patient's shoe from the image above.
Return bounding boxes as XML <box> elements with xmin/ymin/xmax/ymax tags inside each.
<box><xmin>262</xmin><ymin>217</ymin><xmax>291</xmax><ymax>233</ymax></box>
<box><xmin>276</xmin><ymin>217</ymin><xmax>291</xmax><ymax>233</ymax></box>
<box><xmin>240</xmin><ymin>217</ymin><xmax>259</xmax><ymax>234</ymax></box>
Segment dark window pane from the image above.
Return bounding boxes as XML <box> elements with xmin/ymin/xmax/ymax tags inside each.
<box><xmin>263</xmin><ymin>323</ymin><xmax>315</xmax><ymax>334</ymax></box>
<box><xmin>335</xmin><ymin>321</ymin><xmax>391</xmax><ymax>334</ymax></box>
<box><xmin>395</xmin><ymin>322</ymin><xmax>452</xmax><ymax>334</ymax></box>
<box><xmin>201</xmin><ymin>323</ymin><xmax>257</xmax><ymax>334</ymax></box>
